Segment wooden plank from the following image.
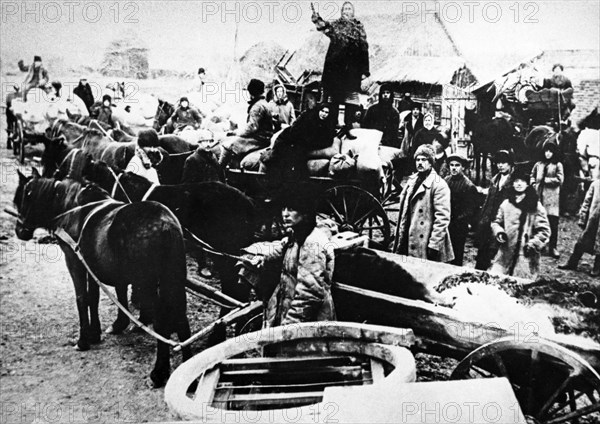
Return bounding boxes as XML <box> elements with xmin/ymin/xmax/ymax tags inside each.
<box><xmin>214</xmin><ymin>391</ymin><xmax>324</xmax><ymax>409</ymax></box>
<box><xmin>193</xmin><ymin>367</ymin><xmax>220</xmax><ymax>405</ymax></box>
<box><xmin>215</xmin><ymin>378</ymin><xmax>370</xmax><ymax>392</ymax></box>
<box><xmin>220</xmin><ymin>355</ymin><xmax>357</xmax><ymax>371</ymax></box>
<box><xmin>220</xmin><ymin>365</ymin><xmax>364</xmax><ymax>383</ymax></box>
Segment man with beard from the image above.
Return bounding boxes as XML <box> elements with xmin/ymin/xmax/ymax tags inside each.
<box><xmin>73</xmin><ymin>77</ymin><xmax>95</xmax><ymax>114</ymax></box>
<box><xmin>395</xmin><ymin>144</ymin><xmax>454</xmax><ymax>263</ymax></box>
<box><xmin>312</xmin><ymin>1</ymin><xmax>370</xmax><ymax>132</ymax></box>
<box><xmin>362</xmin><ymin>83</ymin><xmax>400</xmax><ymax>148</ymax></box>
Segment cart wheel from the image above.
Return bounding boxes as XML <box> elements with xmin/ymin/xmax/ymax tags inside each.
<box><xmin>13</xmin><ymin>120</ymin><xmax>25</xmax><ymax>163</ymax></box>
<box><xmin>321</xmin><ymin>185</ymin><xmax>391</xmax><ymax>250</ymax></box>
<box><xmin>451</xmin><ymin>337</ymin><xmax>600</xmax><ymax>423</ymax></box>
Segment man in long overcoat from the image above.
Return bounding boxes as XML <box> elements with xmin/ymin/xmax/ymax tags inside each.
<box><xmin>396</xmin><ymin>144</ymin><xmax>454</xmax><ymax>262</ymax></box>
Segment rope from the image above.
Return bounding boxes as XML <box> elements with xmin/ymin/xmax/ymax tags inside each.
<box><xmin>183</xmin><ymin>228</ymin><xmax>256</xmax><ymax>267</ymax></box>
<box><xmin>54</xmin><ymin>228</ymin><xmax>180</xmax><ymax>348</ymax></box>
<box><xmin>108</xmin><ymin>168</ymin><xmax>133</xmax><ymax>204</ymax></box>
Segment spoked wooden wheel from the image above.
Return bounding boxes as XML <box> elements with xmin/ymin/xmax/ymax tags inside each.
<box><xmin>451</xmin><ymin>337</ymin><xmax>600</xmax><ymax>423</ymax></box>
<box><xmin>321</xmin><ymin>185</ymin><xmax>391</xmax><ymax>250</ymax></box>
<box><xmin>14</xmin><ymin>120</ymin><xmax>25</xmax><ymax>163</ymax></box>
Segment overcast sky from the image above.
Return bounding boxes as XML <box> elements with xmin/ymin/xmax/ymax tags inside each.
<box><xmin>1</xmin><ymin>0</ymin><xmax>598</xmax><ymax>72</ymax></box>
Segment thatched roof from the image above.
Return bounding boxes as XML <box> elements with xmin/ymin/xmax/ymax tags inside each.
<box><xmin>239</xmin><ymin>41</ymin><xmax>287</xmax><ymax>84</ymax></box>
<box><xmin>373</xmin><ymin>56</ymin><xmax>466</xmax><ymax>85</ymax></box>
<box><xmin>286</xmin><ymin>12</ymin><xmax>467</xmax><ymax>86</ymax></box>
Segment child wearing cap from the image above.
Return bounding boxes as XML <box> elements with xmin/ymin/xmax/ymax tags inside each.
<box><xmin>490</xmin><ymin>165</ymin><xmax>551</xmax><ymax>279</ymax></box>
<box><xmin>444</xmin><ymin>153</ymin><xmax>479</xmax><ymax>265</ymax></box>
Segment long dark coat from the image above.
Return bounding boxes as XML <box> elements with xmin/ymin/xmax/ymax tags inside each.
<box><xmin>362</xmin><ymin>84</ymin><xmax>400</xmax><ymax>147</ymax></box>
<box><xmin>577</xmin><ymin>179</ymin><xmax>600</xmax><ymax>255</ymax></box>
<box><xmin>314</xmin><ymin>15</ymin><xmax>370</xmax><ymax>96</ymax></box>
<box><xmin>74</xmin><ymin>83</ymin><xmax>95</xmax><ymax>113</ymax></box>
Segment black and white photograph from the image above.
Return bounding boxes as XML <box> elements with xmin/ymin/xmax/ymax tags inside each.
<box><xmin>1</xmin><ymin>1</ymin><xmax>599</xmax><ymax>422</ymax></box>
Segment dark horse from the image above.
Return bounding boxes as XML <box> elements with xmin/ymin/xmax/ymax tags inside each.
<box><xmin>153</xmin><ymin>99</ymin><xmax>175</xmax><ymax>133</ymax></box>
<box><xmin>14</xmin><ymin>170</ymin><xmax>192</xmax><ymax>387</ymax></box>
<box><xmin>42</xmin><ymin>129</ymin><xmax>192</xmax><ymax>184</ymax></box>
<box><xmin>83</xmin><ymin>161</ymin><xmax>255</xmax><ymax>303</ymax></box>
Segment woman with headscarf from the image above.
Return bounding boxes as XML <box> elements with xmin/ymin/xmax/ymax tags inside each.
<box><xmin>269</xmin><ymin>84</ymin><xmax>296</xmax><ymax>131</ymax></box>
<box><xmin>312</xmin><ymin>1</ymin><xmax>370</xmax><ymax>131</ymax></box>
<box><xmin>263</xmin><ymin>103</ymin><xmax>340</xmax><ymax>180</ymax></box>
<box><xmin>411</xmin><ymin>113</ymin><xmax>447</xmax><ymax>159</ymax></box>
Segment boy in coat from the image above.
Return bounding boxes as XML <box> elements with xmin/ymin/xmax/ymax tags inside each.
<box><xmin>395</xmin><ymin>144</ymin><xmax>454</xmax><ymax>263</ymax></box>
<box><xmin>491</xmin><ymin>166</ymin><xmax>551</xmax><ymax>279</ymax></box>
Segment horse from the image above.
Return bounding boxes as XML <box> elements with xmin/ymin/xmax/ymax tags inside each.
<box><xmin>153</xmin><ymin>99</ymin><xmax>175</xmax><ymax>133</ymax></box>
<box><xmin>13</xmin><ymin>170</ymin><xmax>192</xmax><ymax>387</ymax></box>
<box><xmin>82</xmin><ymin>162</ymin><xmax>255</xmax><ymax>342</ymax></box>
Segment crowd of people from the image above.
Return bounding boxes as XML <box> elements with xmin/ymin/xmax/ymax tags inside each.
<box><xmin>13</xmin><ymin>2</ymin><xmax>598</xmax><ymax>329</ymax></box>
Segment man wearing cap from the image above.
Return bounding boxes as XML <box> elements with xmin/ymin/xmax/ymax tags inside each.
<box><xmin>191</xmin><ymin>67</ymin><xmax>206</xmax><ymax>92</ymax></box>
<box><xmin>445</xmin><ymin>153</ymin><xmax>479</xmax><ymax>265</ymax></box>
<box><xmin>74</xmin><ymin>77</ymin><xmax>95</xmax><ymax>114</ymax></box>
<box><xmin>474</xmin><ymin>149</ymin><xmax>515</xmax><ymax>270</ymax></box>
<box><xmin>125</xmin><ymin>128</ymin><xmax>162</xmax><ymax>185</ymax></box>
<box><xmin>220</xmin><ymin>79</ymin><xmax>273</xmax><ymax>168</ymax></box>
<box><xmin>168</xmin><ymin>97</ymin><xmax>203</xmax><ymax>133</ymax></box>
<box><xmin>395</xmin><ymin>144</ymin><xmax>454</xmax><ymax>263</ymax></box>
<box><xmin>18</xmin><ymin>55</ymin><xmax>49</xmax><ymax>101</ymax></box>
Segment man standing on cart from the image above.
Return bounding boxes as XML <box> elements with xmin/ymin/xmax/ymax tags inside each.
<box><xmin>312</xmin><ymin>1</ymin><xmax>370</xmax><ymax>132</ymax></box>
<box><xmin>18</xmin><ymin>55</ymin><xmax>49</xmax><ymax>101</ymax></box>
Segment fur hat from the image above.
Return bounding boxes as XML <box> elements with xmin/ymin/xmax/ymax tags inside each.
<box><xmin>102</xmin><ymin>94</ymin><xmax>112</xmax><ymax>103</ymax></box>
<box><xmin>137</xmin><ymin>129</ymin><xmax>160</xmax><ymax>149</ymax></box>
<box><xmin>414</xmin><ymin>144</ymin><xmax>436</xmax><ymax>164</ymax></box>
<box><xmin>198</xmin><ymin>67</ymin><xmax>205</xmax><ymax>74</ymax></box>
<box><xmin>543</xmin><ymin>140</ymin><xmax>558</xmax><ymax>153</ymax></box>
<box><xmin>247</xmin><ymin>79</ymin><xmax>265</xmax><ymax>97</ymax></box>
<box><xmin>179</xmin><ymin>96</ymin><xmax>189</xmax><ymax>103</ymax></box>
<box><xmin>34</xmin><ymin>55</ymin><xmax>42</xmax><ymax>62</ymax></box>
<box><xmin>446</xmin><ymin>152</ymin><xmax>469</xmax><ymax>167</ymax></box>
<box><xmin>494</xmin><ymin>149</ymin><xmax>514</xmax><ymax>165</ymax></box>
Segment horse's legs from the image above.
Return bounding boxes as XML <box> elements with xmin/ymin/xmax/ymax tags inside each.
<box><xmin>106</xmin><ymin>284</ymin><xmax>130</xmax><ymax>334</ymax></box>
<box><xmin>87</xmin><ymin>277</ymin><xmax>102</xmax><ymax>344</ymax></box>
<box><xmin>63</xmin><ymin>252</ymin><xmax>92</xmax><ymax>351</ymax></box>
<box><xmin>150</xmin><ymin>301</ymin><xmax>171</xmax><ymax>388</ymax></box>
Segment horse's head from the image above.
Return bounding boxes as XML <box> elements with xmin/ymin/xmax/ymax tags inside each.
<box><xmin>82</xmin><ymin>160</ymin><xmax>119</xmax><ymax>193</ymax></box>
<box><xmin>14</xmin><ymin>168</ymin><xmax>56</xmax><ymax>240</ymax></box>
<box><xmin>41</xmin><ymin>135</ymin><xmax>70</xmax><ymax>177</ymax></box>
<box><xmin>77</xmin><ymin>183</ymin><xmax>111</xmax><ymax>205</ymax></box>
<box><xmin>153</xmin><ymin>99</ymin><xmax>175</xmax><ymax>131</ymax></box>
